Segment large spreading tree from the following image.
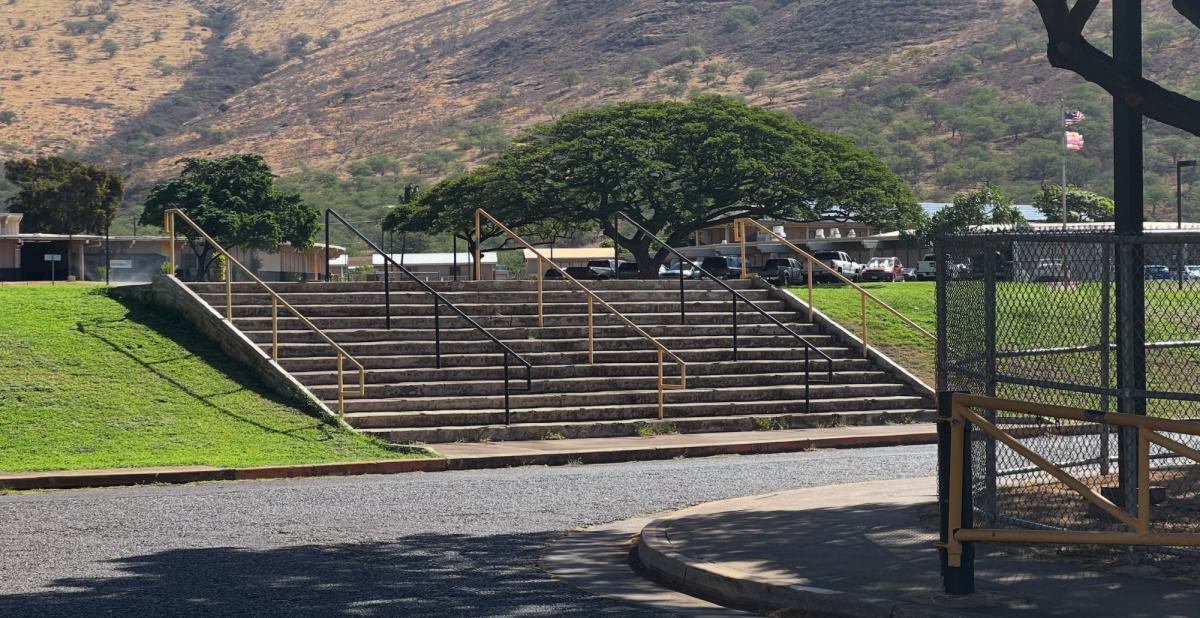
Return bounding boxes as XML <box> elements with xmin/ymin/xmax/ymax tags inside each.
<box><xmin>141</xmin><ymin>155</ymin><xmax>319</xmax><ymax>280</ymax></box>
<box><xmin>3</xmin><ymin>156</ymin><xmax>124</xmax><ymax>234</ymax></box>
<box><xmin>385</xmin><ymin>95</ymin><xmax>921</xmax><ymax>277</ymax></box>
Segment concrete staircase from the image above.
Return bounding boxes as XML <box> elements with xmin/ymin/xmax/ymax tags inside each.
<box><xmin>185</xmin><ymin>279</ymin><xmax>934</xmax><ymax>443</ymax></box>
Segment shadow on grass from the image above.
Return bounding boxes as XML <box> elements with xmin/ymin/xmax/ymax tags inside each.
<box><xmin>77</xmin><ymin>294</ymin><xmax>339</xmax><ymax>441</ymax></box>
<box><xmin>0</xmin><ymin>533</ymin><xmax>656</xmax><ymax>618</ymax></box>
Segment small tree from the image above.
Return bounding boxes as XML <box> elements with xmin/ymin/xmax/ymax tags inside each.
<box><xmin>665</xmin><ymin>66</ymin><xmax>691</xmax><ymax>86</ymax></box>
<box><xmin>633</xmin><ymin>57</ymin><xmax>660</xmax><ymax>79</ymax></box>
<box><xmin>151</xmin><ymin>28</ymin><xmax>164</xmax><ymax>42</ymax></box>
<box><xmin>760</xmin><ymin>87</ymin><xmax>781</xmax><ymax>103</ymax></box>
<box><xmin>680</xmin><ymin>46</ymin><xmax>705</xmax><ymax>66</ymax></box>
<box><xmin>612</xmin><ymin>77</ymin><xmax>634</xmax><ymax>92</ymax></box>
<box><xmin>475</xmin><ymin>95</ymin><xmax>507</xmax><ymax>115</ymax></box>
<box><xmin>699</xmin><ymin>72</ymin><xmax>717</xmax><ymax>86</ymax></box>
<box><xmin>287</xmin><ymin>33</ymin><xmax>312</xmax><ymax>58</ymax></box>
<box><xmin>58</xmin><ymin>40</ymin><xmax>77</xmax><ymax>60</ymax></box>
<box><xmin>716</xmin><ymin>61</ymin><xmax>736</xmax><ymax>82</ymax></box>
<box><xmin>140</xmin><ymin>155</ymin><xmax>319</xmax><ymax>281</ymax></box>
<box><xmin>3</xmin><ymin>156</ymin><xmax>124</xmax><ymax>234</ymax></box>
<box><xmin>1145</xmin><ymin>28</ymin><xmax>1178</xmax><ymax>53</ymax></box>
<box><xmin>0</xmin><ymin>111</ymin><xmax>17</xmax><ymax>126</ymax></box>
<box><xmin>742</xmin><ymin>70</ymin><xmax>768</xmax><ymax>92</ymax></box>
<box><xmin>1032</xmin><ymin>185</ymin><xmax>1115</xmax><ymax>222</ymax></box>
<box><xmin>544</xmin><ymin>103</ymin><xmax>566</xmax><ymax>119</ymax></box>
<box><xmin>720</xmin><ymin>5</ymin><xmax>759</xmax><ymax>33</ymax></box>
<box><xmin>561</xmin><ymin>69</ymin><xmax>583</xmax><ymax>88</ymax></box>
<box><xmin>101</xmin><ymin>38</ymin><xmax>119</xmax><ymax>58</ymax></box>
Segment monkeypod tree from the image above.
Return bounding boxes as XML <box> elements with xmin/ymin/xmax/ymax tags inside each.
<box><xmin>386</xmin><ymin>96</ymin><xmax>921</xmax><ymax>277</ymax></box>
<box><xmin>3</xmin><ymin>156</ymin><xmax>124</xmax><ymax>234</ymax></box>
<box><xmin>1032</xmin><ymin>185</ymin><xmax>1115</xmax><ymax>223</ymax></box>
<box><xmin>140</xmin><ymin>155</ymin><xmax>319</xmax><ymax>280</ymax></box>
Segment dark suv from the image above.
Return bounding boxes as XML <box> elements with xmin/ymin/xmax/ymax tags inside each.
<box><xmin>700</xmin><ymin>256</ymin><xmax>746</xmax><ymax>279</ymax></box>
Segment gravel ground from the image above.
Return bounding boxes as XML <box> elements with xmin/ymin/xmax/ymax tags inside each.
<box><xmin>0</xmin><ymin>445</ymin><xmax>936</xmax><ymax>617</ymax></box>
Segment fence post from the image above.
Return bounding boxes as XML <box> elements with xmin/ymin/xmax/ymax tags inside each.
<box><xmin>1117</xmin><ymin>241</ymin><xmax>1143</xmax><ymax>520</ymax></box>
<box><xmin>938</xmin><ymin>391</ymin><xmax>974</xmax><ymax>595</ymax></box>
<box><xmin>1100</xmin><ymin>241</ymin><xmax>1112</xmax><ymax>476</ymax></box>
<box><xmin>935</xmin><ymin>238</ymin><xmax>947</xmax><ymax>392</ymax></box>
<box><xmin>983</xmin><ymin>245</ymin><xmax>998</xmax><ymax>525</ymax></box>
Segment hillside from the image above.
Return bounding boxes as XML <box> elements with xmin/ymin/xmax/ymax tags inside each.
<box><xmin>3</xmin><ymin>0</ymin><xmax>1200</xmax><ymax>246</ymax></box>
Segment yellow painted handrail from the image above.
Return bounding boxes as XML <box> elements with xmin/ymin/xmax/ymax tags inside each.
<box><xmin>165</xmin><ymin>209</ymin><xmax>365</xmax><ymax>416</ymax></box>
<box><xmin>942</xmin><ymin>393</ymin><xmax>1200</xmax><ymax>566</ymax></box>
<box><xmin>733</xmin><ymin>219</ymin><xmax>936</xmax><ymax>359</ymax></box>
<box><xmin>474</xmin><ymin>209</ymin><xmax>685</xmax><ymax>419</ymax></box>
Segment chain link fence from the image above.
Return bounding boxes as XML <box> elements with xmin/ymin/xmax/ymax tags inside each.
<box><xmin>936</xmin><ymin>229</ymin><xmax>1200</xmax><ymax>569</ymax></box>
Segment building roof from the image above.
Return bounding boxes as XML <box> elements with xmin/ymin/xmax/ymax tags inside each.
<box><xmin>371</xmin><ymin>252</ymin><xmax>497</xmax><ymax>267</ymax></box>
<box><xmin>521</xmin><ymin>247</ymin><xmax>615</xmax><ymax>261</ymax></box>
<box><xmin>920</xmin><ymin>202</ymin><xmax>1047</xmax><ymax>222</ymax></box>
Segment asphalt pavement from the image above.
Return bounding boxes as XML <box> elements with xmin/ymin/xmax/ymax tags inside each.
<box><xmin>0</xmin><ymin>445</ymin><xmax>936</xmax><ymax>617</ymax></box>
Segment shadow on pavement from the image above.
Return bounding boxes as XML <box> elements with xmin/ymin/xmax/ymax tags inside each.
<box><xmin>0</xmin><ymin>533</ymin><xmax>675</xmax><ymax>618</ymax></box>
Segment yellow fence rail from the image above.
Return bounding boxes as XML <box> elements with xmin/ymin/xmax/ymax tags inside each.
<box><xmin>165</xmin><ymin>209</ymin><xmax>365</xmax><ymax>416</ymax></box>
<box><xmin>732</xmin><ymin>219</ymin><xmax>936</xmax><ymax>358</ymax></box>
<box><xmin>475</xmin><ymin>209</ymin><xmax>685</xmax><ymax>418</ymax></box>
<box><xmin>942</xmin><ymin>393</ymin><xmax>1200</xmax><ymax>567</ymax></box>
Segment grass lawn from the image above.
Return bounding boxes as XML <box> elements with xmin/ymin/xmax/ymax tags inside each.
<box><xmin>788</xmin><ymin>282</ymin><xmax>937</xmax><ymax>386</ymax></box>
<box><xmin>0</xmin><ymin>285</ymin><xmax>421</xmax><ymax>473</ymax></box>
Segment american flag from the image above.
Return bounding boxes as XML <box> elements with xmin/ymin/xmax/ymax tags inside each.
<box><xmin>1066</xmin><ymin>131</ymin><xmax>1084</xmax><ymax>150</ymax></box>
<box><xmin>1064</xmin><ymin>110</ymin><xmax>1086</xmax><ymax>126</ymax></box>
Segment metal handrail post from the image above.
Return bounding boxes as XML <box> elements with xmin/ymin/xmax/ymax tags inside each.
<box><xmin>478</xmin><ymin>209</ymin><xmax>685</xmax><ymax>419</ymax></box>
<box><xmin>861</xmin><ymin>292</ymin><xmax>867</xmax><ymax>358</ymax></box>
<box><xmin>434</xmin><ymin>295</ymin><xmax>441</xmax><ymax>369</ymax></box>
<box><xmin>807</xmin><ymin>256</ymin><xmax>814</xmax><ymax>323</ymax></box>
<box><xmin>225</xmin><ymin>258</ymin><xmax>232</xmax><ymax>320</ymax></box>
<box><xmin>732</xmin><ymin>293</ymin><xmax>738</xmax><ymax>360</ymax></box>
<box><xmin>324</xmin><ymin>210</ymin><xmax>330</xmax><ymax>282</ymax></box>
<box><xmin>680</xmin><ymin>258</ymin><xmax>686</xmax><ymax>325</ymax></box>
<box><xmin>383</xmin><ymin>244</ymin><xmax>391</xmax><ymax>330</ymax></box>
<box><xmin>537</xmin><ymin>256</ymin><xmax>544</xmax><ymax>328</ymax></box>
<box><xmin>271</xmin><ymin>296</ymin><xmax>278</xmax><ymax>362</ymax></box>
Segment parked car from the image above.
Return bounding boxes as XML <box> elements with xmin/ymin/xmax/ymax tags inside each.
<box><xmin>811</xmin><ymin>250</ymin><xmax>862</xmax><ymax>282</ymax></box>
<box><xmin>543</xmin><ymin>268</ymin><xmax>563</xmax><ymax>280</ymax></box>
<box><xmin>699</xmin><ymin>256</ymin><xmax>746</xmax><ymax>279</ymax></box>
<box><xmin>759</xmin><ymin>258</ymin><xmax>805</xmax><ymax>286</ymax></box>
<box><xmin>661</xmin><ymin>264</ymin><xmax>701</xmax><ymax>279</ymax></box>
<box><xmin>902</xmin><ymin>267</ymin><xmax>917</xmax><ymax>282</ymax></box>
<box><xmin>861</xmin><ymin>257</ymin><xmax>904</xmax><ymax>282</ymax></box>
<box><xmin>1145</xmin><ymin>265</ymin><xmax>1173</xmax><ymax>280</ymax></box>
<box><xmin>915</xmin><ymin>253</ymin><xmax>965</xmax><ymax>281</ymax></box>
<box><xmin>1031</xmin><ymin>259</ymin><xmax>1065</xmax><ymax>282</ymax></box>
<box><xmin>617</xmin><ymin>262</ymin><xmax>668</xmax><ymax>279</ymax></box>
<box><xmin>1185</xmin><ymin>265</ymin><xmax>1200</xmax><ymax>281</ymax></box>
<box><xmin>967</xmin><ymin>251</ymin><xmax>1009</xmax><ymax>280</ymax></box>
<box><xmin>565</xmin><ymin>259</ymin><xmax>623</xmax><ymax>280</ymax></box>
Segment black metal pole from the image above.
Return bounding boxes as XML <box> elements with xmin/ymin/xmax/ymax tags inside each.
<box><xmin>504</xmin><ymin>353</ymin><xmax>511</xmax><ymax>425</ymax></box>
<box><xmin>383</xmin><ymin>240</ymin><xmax>391</xmax><ymax>331</ymax></box>
<box><xmin>938</xmin><ymin>391</ymin><xmax>974</xmax><ymax>595</ymax></box>
<box><xmin>804</xmin><ymin>344</ymin><xmax>810</xmax><ymax>413</ymax></box>
<box><xmin>1113</xmin><ymin>0</ymin><xmax>1146</xmax><ymax>521</ymax></box>
<box><xmin>324</xmin><ymin>210</ymin><xmax>330</xmax><ymax>282</ymax></box>
<box><xmin>732</xmin><ymin>293</ymin><xmax>738</xmax><ymax>361</ymax></box>
<box><xmin>434</xmin><ymin>295</ymin><xmax>441</xmax><ymax>369</ymax></box>
<box><xmin>680</xmin><ymin>261</ymin><xmax>686</xmax><ymax>325</ymax></box>
<box><xmin>105</xmin><ymin>218</ymin><xmax>110</xmax><ymax>285</ymax></box>
<box><xmin>453</xmin><ymin>235</ymin><xmax>458</xmax><ymax>281</ymax></box>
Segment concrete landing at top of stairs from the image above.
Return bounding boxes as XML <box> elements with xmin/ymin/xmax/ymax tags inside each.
<box><xmin>431</xmin><ymin>424</ymin><xmax>935</xmax><ymax>470</ymax></box>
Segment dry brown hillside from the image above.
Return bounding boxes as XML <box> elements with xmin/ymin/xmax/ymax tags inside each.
<box><xmin>0</xmin><ymin>0</ymin><xmax>207</xmax><ymax>155</ymax></box>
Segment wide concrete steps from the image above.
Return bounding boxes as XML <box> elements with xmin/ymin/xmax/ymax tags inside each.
<box><xmin>358</xmin><ymin>407</ymin><xmax>937</xmax><ymax>443</ymax></box>
<box><xmin>182</xmin><ymin>279</ymin><xmax>933</xmax><ymax>445</ymax></box>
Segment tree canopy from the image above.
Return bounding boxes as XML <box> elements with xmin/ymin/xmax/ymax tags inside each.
<box><xmin>384</xmin><ymin>95</ymin><xmax>921</xmax><ymax>276</ymax></box>
<box><xmin>1032</xmin><ymin>184</ymin><xmax>1114</xmax><ymax>223</ymax></box>
<box><xmin>3</xmin><ymin>156</ymin><xmax>124</xmax><ymax>234</ymax></box>
<box><xmin>140</xmin><ymin>155</ymin><xmax>319</xmax><ymax>279</ymax></box>
<box><xmin>904</xmin><ymin>186</ymin><xmax>1026</xmax><ymax>246</ymax></box>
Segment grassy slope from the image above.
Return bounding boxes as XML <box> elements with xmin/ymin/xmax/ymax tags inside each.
<box><xmin>791</xmin><ymin>282</ymin><xmax>936</xmax><ymax>386</ymax></box>
<box><xmin>0</xmin><ymin>285</ymin><xmax>416</xmax><ymax>473</ymax></box>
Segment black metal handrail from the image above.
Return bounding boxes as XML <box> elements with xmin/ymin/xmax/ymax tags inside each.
<box><xmin>612</xmin><ymin>213</ymin><xmax>834</xmax><ymax>410</ymax></box>
<box><xmin>324</xmin><ymin>209</ymin><xmax>532</xmax><ymax>423</ymax></box>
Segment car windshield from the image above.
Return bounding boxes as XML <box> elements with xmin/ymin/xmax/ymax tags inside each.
<box><xmin>763</xmin><ymin>259</ymin><xmax>785</xmax><ymax>268</ymax></box>
<box><xmin>618</xmin><ymin>263</ymin><xmax>638</xmax><ymax>271</ymax></box>
<box><xmin>587</xmin><ymin>260</ymin><xmax>611</xmax><ymax>268</ymax></box>
<box><xmin>813</xmin><ymin>252</ymin><xmax>840</xmax><ymax>260</ymax></box>
<box><xmin>922</xmin><ymin>254</ymin><xmax>937</xmax><ymax>261</ymax></box>
<box><xmin>700</xmin><ymin>257</ymin><xmax>726</xmax><ymax>268</ymax></box>
<box><xmin>867</xmin><ymin>259</ymin><xmax>893</xmax><ymax>268</ymax></box>
<box><xmin>1188</xmin><ymin>266</ymin><xmax>1200</xmax><ymax>271</ymax></box>
<box><xmin>1147</xmin><ymin>266</ymin><xmax>1169</xmax><ymax>271</ymax></box>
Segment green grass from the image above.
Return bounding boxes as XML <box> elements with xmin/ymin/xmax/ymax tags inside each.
<box><xmin>791</xmin><ymin>281</ymin><xmax>937</xmax><ymax>385</ymax></box>
<box><xmin>0</xmin><ymin>285</ymin><xmax>422</xmax><ymax>473</ymax></box>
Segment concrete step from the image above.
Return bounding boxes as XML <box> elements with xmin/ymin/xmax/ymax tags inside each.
<box><xmin>241</xmin><ymin>322</ymin><xmax>822</xmax><ymax>344</ymax></box>
<box><xmin>338</xmin><ymin>385</ymin><xmax>917</xmax><ymax>415</ymax></box>
<box><xmin>186</xmin><ymin>279</ymin><xmax>758</xmax><ymax>295</ymax></box>
<box><xmin>232</xmin><ymin>310</ymin><xmax>805</xmax><ymax>331</ymax></box>
<box><xmin>261</xmin><ymin>334</ymin><xmax>837</xmax><ymax>358</ymax></box>
<box><xmin>291</xmin><ymin>359</ymin><xmax>876</xmax><ymax>385</ymax></box>
<box><xmin>217</xmin><ymin>299</ymin><xmax>790</xmax><ymax>318</ymax></box>
<box><xmin>196</xmin><ymin>289</ymin><xmax>773</xmax><ymax>306</ymax></box>
<box><xmin>276</xmin><ymin>346</ymin><xmax>856</xmax><ymax>372</ymax></box>
<box><xmin>358</xmin><ymin>407</ymin><xmax>937</xmax><ymax>443</ymax></box>
<box><xmin>304</xmin><ymin>370</ymin><xmax>891</xmax><ymax>396</ymax></box>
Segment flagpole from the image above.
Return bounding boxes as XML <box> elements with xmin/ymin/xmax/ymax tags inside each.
<box><xmin>1062</xmin><ymin>98</ymin><xmax>1068</xmax><ymax>231</ymax></box>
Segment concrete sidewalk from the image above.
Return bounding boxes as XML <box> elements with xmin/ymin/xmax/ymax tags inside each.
<box><xmin>637</xmin><ymin>478</ymin><xmax>1200</xmax><ymax>618</ymax></box>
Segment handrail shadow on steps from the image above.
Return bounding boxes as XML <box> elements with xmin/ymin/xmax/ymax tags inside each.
<box><xmin>323</xmin><ymin>208</ymin><xmax>532</xmax><ymax>424</ymax></box>
<box><xmin>611</xmin><ymin>213</ymin><xmax>833</xmax><ymax>413</ymax></box>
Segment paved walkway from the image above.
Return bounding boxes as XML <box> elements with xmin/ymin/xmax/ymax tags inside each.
<box><xmin>638</xmin><ymin>478</ymin><xmax>1200</xmax><ymax>618</ymax></box>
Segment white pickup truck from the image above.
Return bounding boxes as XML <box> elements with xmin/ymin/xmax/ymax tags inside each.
<box><xmin>916</xmin><ymin>253</ymin><xmax>963</xmax><ymax>281</ymax></box>
<box><xmin>811</xmin><ymin>250</ymin><xmax>862</xmax><ymax>282</ymax></box>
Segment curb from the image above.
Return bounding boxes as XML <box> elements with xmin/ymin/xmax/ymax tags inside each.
<box><xmin>637</xmin><ymin>517</ymin><xmax>988</xmax><ymax>618</ymax></box>
<box><xmin>0</xmin><ymin>429</ymin><xmax>936</xmax><ymax>491</ymax></box>
<box><xmin>0</xmin><ymin>458</ymin><xmax>448</xmax><ymax>491</ymax></box>
<box><xmin>445</xmin><ymin>428</ymin><xmax>937</xmax><ymax>470</ymax></box>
